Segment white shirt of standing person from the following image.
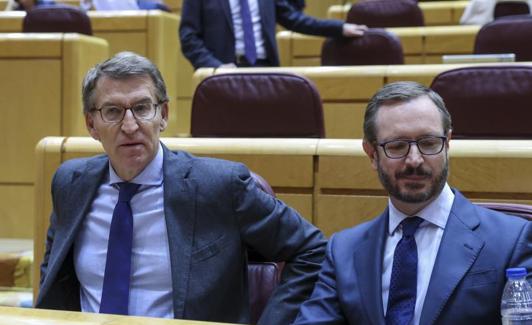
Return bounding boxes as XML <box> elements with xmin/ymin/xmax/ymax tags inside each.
<box><xmin>460</xmin><ymin>0</ymin><xmax>532</xmax><ymax>25</ymax></box>
<box><xmin>90</xmin><ymin>0</ymin><xmax>140</xmax><ymax>10</ymax></box>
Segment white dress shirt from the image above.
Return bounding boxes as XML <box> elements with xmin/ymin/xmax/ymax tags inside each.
<box><xmin>382</xmin><ymin>183</ymin><xmax>455</xmax><ymax>325</ymax></box>
<box><xmin>74</xmin><ymin>143</ymin><xmax>174</xmax><ymax>318</ymax></box>
<box><xmin>228</xmin><ymin>0</ymin><xmax>267</xmax><ymax>59</ymax></box>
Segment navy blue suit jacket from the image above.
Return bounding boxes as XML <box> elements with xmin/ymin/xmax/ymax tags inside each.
<box><xmin>179</xmin><ymin>0</ymin><xmax>343</xmax><ymax>69</ymax></box>
<box><xmin>294</xmin><ymin>190</ymin><xmax>531</xmax><ymax>325</ymax></box>
<box><xmin>36</xmin><ymin>144</ymin><xmax>326</xmax><ymax>325</ymax></box>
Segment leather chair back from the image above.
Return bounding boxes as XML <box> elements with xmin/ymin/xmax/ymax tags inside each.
<box><xmin>321</xmin><ymin>29</ymin><xmax>404</xmax><ymax>66</ymax></box>
<box><xmin>476</xmin><ymin>202</ymin><xmax>532</xmax><ymax>221</ymax></box>
<box><xmin>494</xmin><ymin>1</ymin><xmax>530</xmax><ymax>19</ymax></box>
<box><xmin>430</xmin><ymin>65</ymin><xmax>532</xmax><ymax>139</ymax></box>
<box><xmin>23</xmin><ymin>4</ymin><xmax>92</xmax><ymax>35</ymax></box>
<box><xmin>346</xmin><ymin>0</ymin><xmax>424</xmax><ymax>28</ymax></box>
<box><xmin>191</xmin><ymin>73</ymin><xmax>325</xmax><ymax>138</ymax></box>
<box><xmin>474</xmin><ymin>15</ymin><xmax>532</xmax><ymax>61</ymax></box>
<box><xmin>247</xmin><ymin>262</ymin><xmax>283</xmax><ymax>324</ymax></box>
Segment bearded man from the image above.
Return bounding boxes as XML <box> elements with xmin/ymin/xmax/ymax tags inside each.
<box><xmin>293</xmin><ymin>81</ymin><xmax>531</xmax><ymax>325</ymax></box>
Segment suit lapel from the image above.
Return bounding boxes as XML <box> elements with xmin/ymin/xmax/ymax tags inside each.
<box><xmin>354</xmin><ymin>210</ymin><xmax>388</xmax><ymax>325</ymax></box>
<box><xmin>45</xmin><ymin>156</ymin><xmax>108</xmax><ymax>288</ymax></box>
<box><xmin>420</xmin><ymin>191</ymin><xmax>484</xmax><ymax>325</ymax></box>
<box><xmin>219</xmin><ymin>0</ymin><xmax>234</xmax><ymax>33</ymax></box>
<box><xmin>161</xmin><ymin>145</ymin><xmax>196</xmax><ymax>319</ymax></box>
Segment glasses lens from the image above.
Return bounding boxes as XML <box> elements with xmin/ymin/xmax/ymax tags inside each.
<box><xmin>418</xmin><ymin>137</ymin><xmax>444</xmax><ymax>155</ymax></box>
<box><xmin>384</xmin><ymin>140</ymin><xmax>410</xmax><ymax>158</ymax></box>
<box><xmin>132</xmin><ymin>103</ymin><xmax>156</xmax><ymax>120</ymax></box>
<box><xmin>101</xmin><ymin>106</ymin><xmax>124</xmax><ymax>122</ymax></box>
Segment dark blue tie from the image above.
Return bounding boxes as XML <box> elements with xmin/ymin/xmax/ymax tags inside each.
<box><xmin>100</xmin><ymin>182</ymin><xmax>140</xmax><ymax>315</ymax></box>
<box><xmin>239</xmin><ymin>0</ymin><xmax>257</xmax><ymax>65</ymax></box>
<box><xmin>386</xmin><ymin>216</ymin><xmax>423</xmax><ymax>325</ymax></box>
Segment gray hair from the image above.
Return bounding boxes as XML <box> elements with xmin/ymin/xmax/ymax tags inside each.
<box><xmin>363</xmin><ymin>81</ymin><xmax>452</xmax><ymax>144</ymax></box>
<box><xmin>82</xmin><ymin>51</ymin><xmax>168</xmax><ymax>113</ymax></box>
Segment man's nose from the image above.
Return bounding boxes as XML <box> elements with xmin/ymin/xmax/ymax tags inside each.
<box><xmin>405</xmin><ymin>143</ymin><xmax>424</xmax><ymax>167</ymax></box>
<box><xmin>121</xmin><ymin>109</ymin><xmax>139</xmax><ymax>133</ymax></box>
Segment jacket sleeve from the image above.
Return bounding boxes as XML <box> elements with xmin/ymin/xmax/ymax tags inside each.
<box><xmin>230</xmin><ymin>163</ymin><xmax>327</xmax><ymax>325</ymax></box>
<box><xmin>292</xmin><ymin>234</ymin><xmax>347</xmax><ymax>325</ymax></box>
<box><xmin>275</xmin><ymin>0</ymin><xmax>344</xmax><ymax>37</ymax></box>
<box><xmin>179</xmin><ymin>0</ymin><xmax>224</xmax><ymax>69</ymax></box>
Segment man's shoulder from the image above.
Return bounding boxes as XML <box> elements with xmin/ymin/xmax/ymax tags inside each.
<box><xmin>168</xmin><ymin>149</ymin><xmax>248</xmax><ymax>180</ymax></box>
<box><xmin>55</xmin><ymin>154</ymin><xmax>107</xmax><ymax>176</ymax></box>
<box><xmin>170</xmin><ymin>150</ymin><xmax>243</xmax><ymax>170</ymax></box>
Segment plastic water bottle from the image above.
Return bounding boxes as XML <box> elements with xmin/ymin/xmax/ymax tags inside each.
<box><xmin>501</xmin><ymin>268</ymin><xmax>532</xmax><ymax>325</ymax></box>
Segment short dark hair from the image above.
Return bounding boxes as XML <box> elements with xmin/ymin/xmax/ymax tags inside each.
<box><xmin>82</xmin><ymin>51</ymin><xmax>168</xmax><ymax>113</ymax></box>
<box><xmin>363</xmin><ymin>81</ymin><xmax>452</xmax><ymax>143</ymax></box>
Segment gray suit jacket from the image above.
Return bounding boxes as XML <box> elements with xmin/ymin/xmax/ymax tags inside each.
<box><xmin>294</xmin><ymin>190</ymin><xmax>532</xmax><ymax>325</ymax></box>
<box><xmin>36</xmin><ymin>144</ymin><xmax>326</xmax><ymax>324</ymax></box>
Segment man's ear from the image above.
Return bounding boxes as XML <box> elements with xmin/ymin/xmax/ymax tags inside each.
<box><xmin>85</xmin><ymin>112</ymin><xmax>100</xmax><ymax>141</ymax></box>
<box><xmin>362</xmin><ymin>139</ymin><xmax>378</xmax><ymax>170</ymax></box>
<box><xmin>159</xmin><ymin>101</ymin><xmax>169</xmax><ymax>132</ymax></box>
<box><xmin>445</xmin><ymin>129</ymin><xmax>452</xmax><ymax>148</ymax></box>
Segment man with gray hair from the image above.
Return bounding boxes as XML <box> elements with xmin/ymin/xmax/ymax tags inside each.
<box><xmin>294</xmin><ymin>81</ymin><xmax>531</xmax><ymax>325</ymax></box>
<box><xmin>35</xmin><ymin>52</ymin><xmax>326</xmax><ymax>325</ymax></box>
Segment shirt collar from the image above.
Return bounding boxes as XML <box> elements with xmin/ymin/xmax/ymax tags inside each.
<box><xmin>388</xmin><ymin>183</ymin><xmax>455</xmax><ymax>235</ymax></box>
<box><xmin>109</xmin><ymin>142</ymin><xmax>164</xmax><ymax>186</ymax></box>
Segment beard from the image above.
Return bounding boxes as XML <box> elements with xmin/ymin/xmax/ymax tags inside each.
<box><xmin>377</xmin><ymin>155</ymin><xmax>449</xmax><ymax>204</ymax></box>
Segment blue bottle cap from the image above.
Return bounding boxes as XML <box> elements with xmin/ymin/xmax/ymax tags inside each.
<box><xmin>506</xmin><ymin>268</ymin><xmax>527</xmax><ymax>279</ymax></box>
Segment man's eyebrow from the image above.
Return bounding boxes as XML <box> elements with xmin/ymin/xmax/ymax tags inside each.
<box><xmin>98</xmin><ymin>97</ymin><xmax>153</xmax><ymax>107</ymax></box>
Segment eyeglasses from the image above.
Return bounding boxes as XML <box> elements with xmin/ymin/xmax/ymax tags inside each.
<box><xmin>378</xmin><ymin>136</ymin><xmax>447</xmax><ymax>159</ymax></box>
<box><xmin>92</xmin><ymin>101</ymin><xmax>162</xmax><ymax>123</ymax></box>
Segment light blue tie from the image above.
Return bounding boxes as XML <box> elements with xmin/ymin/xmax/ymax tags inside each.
<box><xmin>239</xmin><ymin>0</ymin><xmax>257</xmax><ymax>65</ymax></box>
<box><xmin>100</xmin><ymin>182</ymin><xmax>140</xmax><ymax>315</ymax></box>
<box><xmin>386</xmin><ymin>216</ymin><xmax>423</xmax><ymax>325</ymax></box>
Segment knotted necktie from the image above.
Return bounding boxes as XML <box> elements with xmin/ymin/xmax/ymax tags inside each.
<box><xmin>239</xmin><ymin>0</ymin><xmax>257</xmax><ymax>65</ymax></box>
<box><xmin>386</xmin><ymin>216</ymin><xmax>423</xmax><ymax>325</ymax></box>
<box><xmin>100</xmin><ymin>182</ymin><xmax>140</xmax><ymax>315</ymax></box>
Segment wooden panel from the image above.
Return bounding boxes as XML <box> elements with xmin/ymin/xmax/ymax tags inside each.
<box><xmin>292</xmin><ymin>57</ymin><xmax>321</xmax><ymax>66</ymax></box>
<box><xmin>0</xmin><ymin>34</ymin><xmax>107</xmax><ymax>241</ymax></box>
<box><xmin>305</xmin><ymin>0</ymin><xmax>343</xmax><ymax>19</ymax></box>
<box><xmin>0</xmin><ymin>185</ymin><xmax>33</xmax><ymax>238</ymax></box>
<box><xmin>0</xmin><ymin>32</ymin><xmax>62</xmax><ymax>57</ymax></box>
<box><xmin>305</xmin><ymin>66</ymin><xmax>386</xmax><ymax>100</ymax></box>
<box><xmin>423</xmin><ymin>25</ymin><xmax>479</xmax><ymax>54</ymax></box>
<box><xmin>277</xmin><ymin>193</ymin><xmax>313</xmax><ymax>223</ymax></box>
<box><xmin>93</xmin><ymin>31</ymin><xmax>147</xmax><ymax>55</ymax></box>
<box><xmin>0</xmin><ymin>60</ymin><xmax>61</xmax><ymax>183</ymax></box>
<box><xmin>176</xmin><ymin>98</ymin><xmax>192</xmax><ymax>136</ymax></box>
<box><xmin>323</xmin><ymin>103</ymin><xmax>367</xmax><ymax>139</ymax></box>
<box><xmin>316</xmin><ymin>195</ymin><xmax>387</xmax><ymax>236</ymax></box>
<box><xmin>89</xmin><ymin>11</ymin><xmax>147</xmax><ymax>30</ymax></box>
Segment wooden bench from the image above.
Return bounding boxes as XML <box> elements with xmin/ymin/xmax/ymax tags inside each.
<box><xmin>34</xmin><ymin>137</ymin><xmax>532</xmax><ymax>294</ymax></box>
<box><xmin>0</xmin><ymin>10</ymin><xmax>180</xmax><ymax>135</ymax></box>
<box><xmin>327</xmin><ymin>1</ymin><xmax>469</xmax><ymax>26</ymax></box>
<box><xmin>0</xmin><ymin>33</ymin><xmax>108</xmax><ymax>239</ymax></box>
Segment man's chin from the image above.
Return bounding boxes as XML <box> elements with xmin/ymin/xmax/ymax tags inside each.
<box><xmin>396</xmin><ymin>188</ymin><xmax>433</xmax><ymax>204</ymax></box>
